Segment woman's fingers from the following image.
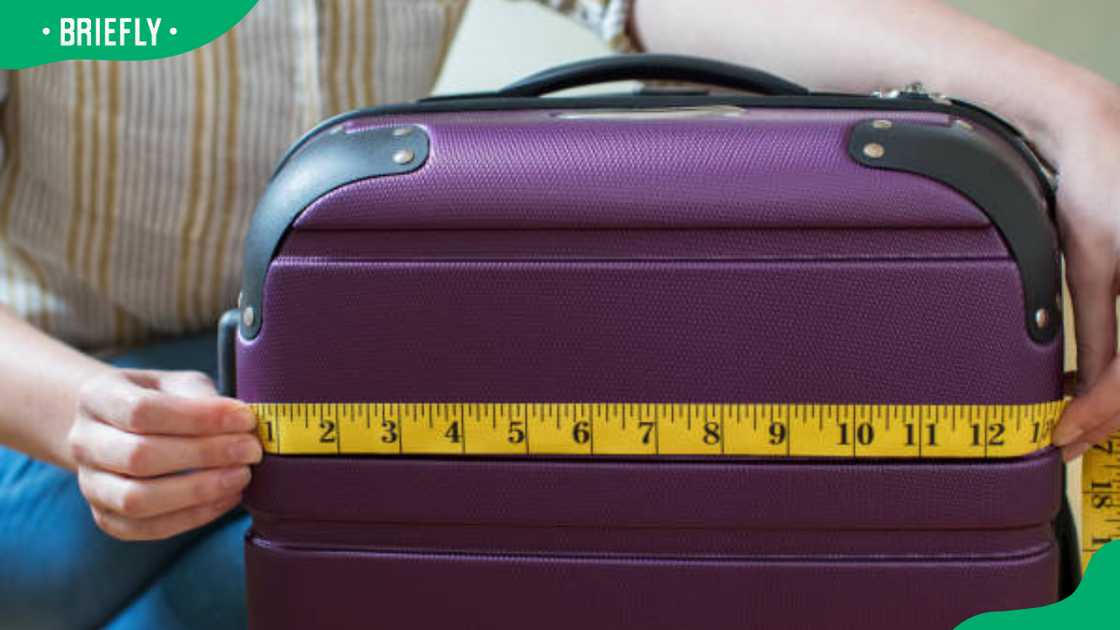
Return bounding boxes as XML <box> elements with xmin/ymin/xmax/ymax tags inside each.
<box><xmin>1052</xmin><ymin>219</ymin><xmax>1119</xmax><ymax>453</ymax></box>
<box><xmin>78</xmin><ymin>465</ymin><xmax>250</xmax><ymax>520</ymax></box>
<box><xmin>69</xmin><ymin>368</ymin><xmax>262</xmax><ymax>540</ymax></box>
<box><xmin>1061</xmin><ymin>421</ymin><xmax>1119</xmax><ymax>462</ymax></box>
<box><xmin>77</xmin><ymin>370</ymin><xmax>255</xmax><ymax>436</ymax></box>
<box><xmin>1063</xmin><ymin>443</ymin><xmax>1092</xmax><ymax>462</ymax></box>
<box><xmin>89</xmin><ymin>493</ymin><xmax>243</xmax><ymax>541</ymax></box>
<box><xmin>1065</xmin><ymin>409</ymin><xmax>1120</xmax><ymax>462</ymax></box>
<box><xmin>1055</xmin><ymin>357</ymin><xmax>1120</xmax><ymax>460</ymax></box>
<box><xmin>1062</xmin><ymin>240</ymin><xmax>1118</xmax><ymax>395</ymax></box>
<box><xmin>69</xmin><ymin>414</ymin><xmax>262</xmax><ymax>477</ymax></box>
<box><xmin>154</xmin><ymin>369</ymin><xmax>222</xmax><ymax>400</ymax></box>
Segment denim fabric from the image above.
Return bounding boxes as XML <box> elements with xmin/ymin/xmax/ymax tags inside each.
<box><xmin>0</xmin><ymin>333</ymin><xmax>249</xmax><ymax>629</ymax></box>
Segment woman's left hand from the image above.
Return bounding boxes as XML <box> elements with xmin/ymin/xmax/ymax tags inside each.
<box><xmin>1047</xmin><ymin>81</ymin><xmax>1120</xmax><ymax>461</ymax></box>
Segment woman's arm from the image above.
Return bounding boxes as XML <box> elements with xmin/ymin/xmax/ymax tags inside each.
<box><xmin>634</xmin><ymin>0</ymin><xmax>1120</xmax><ymax>459</ymax></box>
<box><xmin>0</xmin><ymin>305</ymin><xmax>261</xmax><ymax>538</ymax></box>
<box><xmin>0</xmin><ymin>304</ymin><xmax>108</xmax><ymax>467</ymax></box>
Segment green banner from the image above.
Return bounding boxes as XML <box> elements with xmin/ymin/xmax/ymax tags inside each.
<box><xmin>0</xmin><ymin>0</ymin><xmax>258</xmax><ymax>69</ymax></box>
<box><xmin>957</xmin><ymin>540</ymin><xmax>1120</xmax><ymax>628</ymax></box>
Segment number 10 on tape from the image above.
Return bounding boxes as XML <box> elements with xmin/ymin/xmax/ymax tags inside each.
<box><xmin>251</xmin><ymin>401</ymin><xmax>1063</xmax><ymax>459</ymax></box>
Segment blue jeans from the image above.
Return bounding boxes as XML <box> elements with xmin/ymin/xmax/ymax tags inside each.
<box><xmin>0</xmin><ymin>334</ymin><xmax>249</xmax><ymax>629</ymax></box>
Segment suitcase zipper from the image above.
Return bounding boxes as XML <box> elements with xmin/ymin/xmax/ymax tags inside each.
<box><xmin>874</xmin><ymin>82</ymin><xmax>1059</xmax><ymax>191</ymax></box>
<box><xmin>872</xmin><ymin>81</ymin><xmax>952</xmax><ymax>105</ymax></box>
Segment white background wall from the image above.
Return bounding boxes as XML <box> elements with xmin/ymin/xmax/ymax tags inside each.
<box><xmin>435</xmin><ymin>0</ymin><xmax>1120</xmax><ymax>94</ymax></box>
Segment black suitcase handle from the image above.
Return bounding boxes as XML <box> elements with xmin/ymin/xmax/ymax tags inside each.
<box><xmin>498</xmin><ymin>54</ymin><xmax>810</xmax><ymax>97</ymax></box>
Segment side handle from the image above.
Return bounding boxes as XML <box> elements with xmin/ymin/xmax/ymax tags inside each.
<box><xmin>217</xmin><ymin>309</ymin><xmax>240</xmax><ymax>397</ymax></box>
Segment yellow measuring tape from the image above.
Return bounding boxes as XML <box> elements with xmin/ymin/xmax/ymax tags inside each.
<box><xmin>251</xmin><ymin>400</ymin><xmax>1116</xmax><ymax>569</ymax></box>
<box><xmin>252</xmin><ymin>401</ymin><xmax>1064</xmax><ymax>458</ymax></box>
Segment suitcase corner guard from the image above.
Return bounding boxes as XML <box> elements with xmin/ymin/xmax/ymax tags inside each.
<box><xmin>238</xmin><ymin>123</ymin><xmax>430</xmax><ymax>340</ymax></box>
<box><xmin>848</xmin><ymin>119</ymin><xmax>1060</xmax><ymax>343</ymax></box>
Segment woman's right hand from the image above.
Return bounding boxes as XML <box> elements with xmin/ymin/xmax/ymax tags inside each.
<box><xmin>66</xmin><ymin>369</ymin><xmax>261</xmax><ymax>541</ymax></box>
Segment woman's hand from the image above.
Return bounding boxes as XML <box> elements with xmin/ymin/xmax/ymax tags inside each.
<box><xmin>66</xmin><ymin>369</ymin><xmax>261</xmax><ymax>540</ymax></box>
<box><xmin>1043</xmin><ymin>82</ymin><xmax>1120</xmax><ymax>461</ymax></box>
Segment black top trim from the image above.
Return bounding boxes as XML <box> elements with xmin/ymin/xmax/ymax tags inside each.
<box><xmin>270</xmin><ymin>93</ymin><xmax>1057</xmax><ymax>209</ymax></box>
<box><xmin>240</xmin><ymin>125</ymin><xmax>429</xmax><ymax>339</ymax></box>
<box><xmin>848</xmin><ymin>120</ymin><xmax>1060</xmax><ymax>343</ymax></box>
<box><xmin>242</xmin><ymin>55</ymin><xmax>1060</xmax><ymax>345</ymax></box>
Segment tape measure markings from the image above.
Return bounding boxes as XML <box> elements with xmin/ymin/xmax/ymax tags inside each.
<box><xmin>251</xmin><ymin>401</ymin><xmax>1064</xmax><ymax>459</ymax></box>
<box><xmin>1082</xmin><ymin>434</ymin><xmax>1120</xmax><ymax>568</ymax></box>
<box><xmin>251</xmin><ymin>400</ymin><xmax>1120</xmax><ymax>572</ymax></box>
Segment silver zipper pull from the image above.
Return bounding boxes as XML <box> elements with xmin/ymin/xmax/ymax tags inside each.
<box><xmin>872</xmin><ymin>81</ymin><xmax>951</xmax><ymax>105</ymax></box>
<box><xmin>872</xmin><ymin>85</ymin><xmax>1060</xmax><ymax>195</ymax></box>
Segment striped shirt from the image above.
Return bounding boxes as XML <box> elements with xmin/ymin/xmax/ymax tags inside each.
<box><xmin>0</xmin><ymin>0</ymin><xmax>633</xmax><ymax>353</ymax></box>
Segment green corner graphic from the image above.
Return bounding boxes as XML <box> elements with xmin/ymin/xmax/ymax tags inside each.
<box><xmin>956</xmin><ymin>541</ymin><xmax>1119</xmax><ymax>628</ymax></box>
<box><xmin>0</xmin><ymin>1</ymin><xmax>258</xmax><ymax>69</ymax></box>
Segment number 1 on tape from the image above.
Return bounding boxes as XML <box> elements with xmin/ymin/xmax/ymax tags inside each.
<box><xmin>252</xmin><ymin>401</ymin><xmax>1063</xmax><ymax>459</ymax></box>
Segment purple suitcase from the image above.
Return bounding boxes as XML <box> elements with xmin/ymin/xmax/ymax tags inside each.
<box><xmin>222</xmin><ymin>55</ymin><xmax>1079</xmax><ymax>629</ymax></box>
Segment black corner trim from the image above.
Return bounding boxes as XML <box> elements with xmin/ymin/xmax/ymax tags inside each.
<box><xmin>271</xmin><ymin>95</ymin><xmax>1056</xmax><ymax>207</ymax></box>
<box><xmin>240</xmin><ymin>124</ymin><xmax>430</xmax><ymax>339</ymax></box>
<box><xmin>217</xmin><ymin>309</ymin><xmax>240</xmax><ymax>397</ymax></box>
<box><xmin>848</xmin><ymin>120</ymin><xmax>1060</xmax><ymax>343</ymax></box>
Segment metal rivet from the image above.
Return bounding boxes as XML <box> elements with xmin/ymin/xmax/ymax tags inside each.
<box><xmin>872</xmin><ymin>119</ymin><xmax>892</xmax><ymax>129</ymax></box>
<box><xmin>953</xmin><ymin>119</ymin><xmax>974</xmax><ymax>131</ymax></box>
<box><xmin>392</xmin><ymin>149</ymin><xmax>414</xmax><ymax>165</ymax></box>
<box><xmin>1034</xmin><ymin>308</ymin><xmax>1050</xmax><ymax>329</ymax></box>
<box><xmin>242</xmin><ymin>306</ymin><xmax>255</xmax><ymax>328</ymax></box>
<box><xmin>392</xmin><ymin>126</ymin><xmax>413</xmax><ymax>137</ymax></box>
<box><xmin>862</xmin><ymin>142</ymin><xmax>886</xmax><ymax>159</ymax></box>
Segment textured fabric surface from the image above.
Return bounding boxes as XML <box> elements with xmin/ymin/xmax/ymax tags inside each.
<box><xmin>239</xmin><ymin>260</ymin><xmax>1060</xmax><ymax>405</ymax></box>
<box><xmin>245</xmin><ymin>537</ymin><xmax>1057</xmax><ymax>630</ymax></box>
<box><xmin>247</xmin><ymin>519</ymin><xmax>1057</xmax><ymax>559</ymax></box>
<box><xmin>245</xmin><ymin>451</ymin><xmax>1063</xmax><ymax>547</ymax></box>
<box><xmin>279</xmin><ymin>226</ymin><xmax>1010</xmax><ymax>261</ymax></box>
<box><xmin>243</xmin><ymin>104</ymin><xmax>1062</xmax><ymax>628</ymax></box>
<box><xmin>296</xmin><ymin>110</ymin><xmax>999</xmax><ymax>231</ymax></box>
<box><xmin>241</xmin><ymin>258</ymin><xmax>1064</xmax><ymax>626</ymax></box>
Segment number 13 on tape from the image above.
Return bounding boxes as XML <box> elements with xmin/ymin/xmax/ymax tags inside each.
<box><xmin>251</xmin><ymin>401</ymin><xmax>1064</xmax><ymax>459</ymax></box>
